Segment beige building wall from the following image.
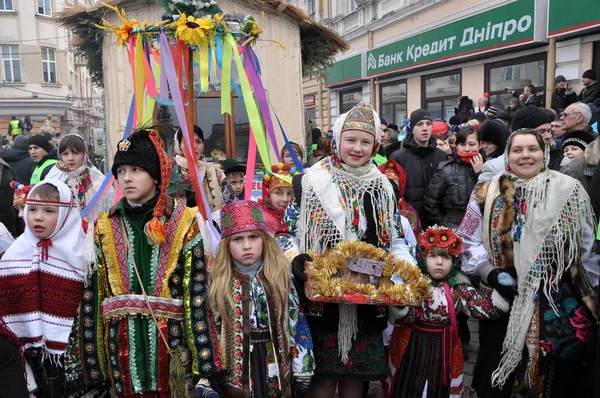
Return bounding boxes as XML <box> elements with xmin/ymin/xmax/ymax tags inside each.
<box><xmin>101</xmin><ymin>0</ymin><xmax>305</xmax><ymax>162</ymax></box>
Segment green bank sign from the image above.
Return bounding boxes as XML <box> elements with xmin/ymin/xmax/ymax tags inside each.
<box><xmin>325</xmin><ymin>54</ymin><xmax>362</xmax><ymax>87</ymax></box>
<box><xmin>548</xmin><ymin>0</ymin><xmax>600</xmax><ymax>37</ymax></box>
<box><xmin>366</xmin><ymin>0</ymin><xmax>535</xmax><ymax>77</ymax></box>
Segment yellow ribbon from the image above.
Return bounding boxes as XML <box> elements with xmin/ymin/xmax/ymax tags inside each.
<box><xmin>200</xmin><ymin>38</ymin><xmax>210</xmax><ymax>92</ymax></box>
<box><xmin>134</xmin><ymin>34</ymin><xmax>145</xmax><ymax>120</ymax></box>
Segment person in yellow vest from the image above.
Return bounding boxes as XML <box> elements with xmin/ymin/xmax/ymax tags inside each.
<box><xmin>43</xmin><ymin>114</ymin><xmax>54</xmax><ymax>129</ymax></box>
<box><xmin>28</xmin><ymin>135</ymin><xmax>58</xmax><ymax>184</ymax></box>
<box><xmin>8</xmin><ymin>117</ymin><xmax>23</xmax><ymax>141</ymax></box>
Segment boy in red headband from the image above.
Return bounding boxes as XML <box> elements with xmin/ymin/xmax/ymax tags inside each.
<box><xmin>385</xmin><ymin>226</ymin><xmax>513</xmax><ymax>398</ymax></box>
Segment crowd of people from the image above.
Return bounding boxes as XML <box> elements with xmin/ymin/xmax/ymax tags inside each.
<box><xmin>0</xmin><ymin>70</ymin><xmax>598</xmax><ymax>398</ymax></box>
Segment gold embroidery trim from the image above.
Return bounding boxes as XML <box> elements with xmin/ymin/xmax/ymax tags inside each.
<box><xmin>98</xmin><ymin>214</ymin><xmax>125</xmax><ymax>296</ymax></box>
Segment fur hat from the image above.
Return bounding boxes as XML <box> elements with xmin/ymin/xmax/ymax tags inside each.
<box><xmin>561</xmin><ymin>130</ymin><xmax>595</xmax><ymax>151</ymax></box>
<box><xmin>262</xmin><ymin>163</ymin><xmax>299</xmax><ymax>198</ymax></box>
<box><xmin>511</xmin><ymin>106</ymin><xmax>552</xmax><ymax>131</ymax></box>
<box><xmin>28</xmin><ymin>134</ymin><xmax>52</xmax><ymax>153</ymax></box>
<box><xmin>409</xmin><ymin>108</ymin><xmax>433</xmax><ymax>130</ymax></box>
<box><xmin>13</xmin><ymin>135</ymin><xmax>28</xmax><ymax>150</ymax></box>
<box><xmin>220</xmin><ymin>200</ymin><xmax>267</xmax><ymax>238</ymax></box>
<box><xmin>479</xmin><ymin>120</ymin><xmax>510</xmax><ymax>149</ymax></box>
<box><xmin>582</xmin><ymin>69</ymin><xmax>597</xmax><ymax>80</ymax></box>
<box><xmin>112</xmin><ymin>129</ymin><xmax>173</xmax><ymax>246</ymax></box>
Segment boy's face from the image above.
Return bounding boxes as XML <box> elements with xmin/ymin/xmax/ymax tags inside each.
<box><xmin>181</xmin><ymin>134</ymin><xmax>204</xmax><ymax>161</ymax></box>
<box><xmin>26</xmin><ymin>194</ymin><xmax>59</xmax><ymax>240</ymax></box>
<box><xmin>426</xmin><ymin>252</ymin><xmax>453</xmax><ymax>280</ymax></box>
<box><xmin>116</xmin><ymin>165</ymin><xmax>158</xmax><ymax>204</ymax></box>
<box><xmin>227</xmin><ymin>173</ymin><xmax>244</xmax><ymax>196</ymax></box>
<box><xmin>29</xmin><ymin>145</ymin><xmax>48</xmax><ymax>162</ymax></box>
<box><xmin>16</xmin><ymin>204</ymin><xmax>25</xmax><ymax>218</ymax></box>
<box><xmin>269</xmin><ymin>186</ymin><xmax>293</xmax><ymax>210</ymax></box>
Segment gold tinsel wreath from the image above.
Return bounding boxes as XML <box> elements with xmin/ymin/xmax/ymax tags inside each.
<box><xmin>306</xmin><ymin>241</ymin><xmax>432</xmax><ymax>305</ymax></box>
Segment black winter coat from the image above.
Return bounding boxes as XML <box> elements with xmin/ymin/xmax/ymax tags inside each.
<box><xmin>1</xmin><ymin>147</ymin><xmax>36</xmax><ymax>184</ymax></box>
<box><xmin>551</xmin><ymin>88</ymin><xmax>578</xmax><ymax>114</ymax></box>
<box><xmin>579</xmin><ymin>82</ymin><xmax>600</xmax><ymax>104</ymax></box>
<box><xmin>423</xmin><ymin>153</ymin><xmax>481</xmax><ymax>229</ymax></box>
<box><xmin>388</xmin><ymin>134</ymin><xmax>448</xmax><ymax>228</ymax></box>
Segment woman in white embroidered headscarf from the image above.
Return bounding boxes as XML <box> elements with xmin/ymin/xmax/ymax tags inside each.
<box><xmin>0</xmin><ymin>179</ymin><xmax>85</xmax><ymax>397</ymax></box>
<box><xmin>457</xmin><ymin>128</ymin><xmax>599</xmax><ymax>397</ymax></box>
<box><xmin>283</xmin><ymin>102</ymin><xmax>416</xmax><ymax>398</ymax></box>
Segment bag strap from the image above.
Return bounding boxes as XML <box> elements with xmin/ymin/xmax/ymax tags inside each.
<box><xmin>120</xmin><ymin>218</ymin><xmax>172</xmax><ymax>355</ymax></box>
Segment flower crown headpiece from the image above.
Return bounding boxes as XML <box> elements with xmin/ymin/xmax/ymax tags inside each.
<box><xmin>417</xmin><ymin>225</ymin><xmax>463</xmax><ymax>258</ymax></box>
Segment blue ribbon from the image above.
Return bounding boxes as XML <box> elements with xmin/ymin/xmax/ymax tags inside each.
<box><xmin>80</xmin><ymin>96</ymin><xmax>136</xmax><ymax>218</ymax></box>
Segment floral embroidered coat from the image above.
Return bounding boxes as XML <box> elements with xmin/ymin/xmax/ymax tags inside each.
<box><xmin>215</xmin><ymin>268</ymin><xmax>315</xmax><ymax>397</ymax></box>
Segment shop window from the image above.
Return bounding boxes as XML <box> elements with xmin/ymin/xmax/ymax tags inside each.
<box><xmin>422</xmin><ymin>70</ymin><xmax>461</xmax><ymax>121</ymax></box>
<box><xmin>485</xmin><ymin>55</ymin><xmax>546</xmax><ymax>112</ymax></box>
<box><xmin>340</xmin><ymin>88</ymin><xmax>362</xmax><ymax>114</ymax></box>
<box><xmin>380</xmin><ymin>81</ymin><xmax>407</xmax><ymax>125</ymax></box>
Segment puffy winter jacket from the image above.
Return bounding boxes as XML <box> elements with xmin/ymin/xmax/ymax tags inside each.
<box><xmin>1</xmin><ymin>147</ymin><xmax>36</xmax><ymax>184</ymax></box>
<box><xmin>579</xmin><ymin>82</ymin><xmax>600</xmax><ymax>104</ymax></box>
<box><xmin>388</xmin><ymin>134</ymin><xmax>448</xmax><ymax>228</ymax></box>
<box><xmin>423</xmin><ymin>153</ymin><xmax>481</xmax><ymax>229</ymax></box>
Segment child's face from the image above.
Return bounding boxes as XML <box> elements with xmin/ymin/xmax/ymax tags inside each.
<box><xmin>16</xmin><ymin>204</ymin><xmax>25</xmax><ymax>218</ymax></box>
<box><xmin>60</xmin><ymin>148</ymin><xmax>85</xmax><ymax>171</ymax></box>
<box><xmin>180</xmin><ymin>134</ymin><xmax>204</xmax><ymax>161</ymax></box>
<box><xmin>229</xmin><ymin>231</ymin><xmax>263</xmax><ymax>265</ymax></box>
<box><xmin>283</xmin><ymin>150</ymin><xmax>301</xmax><ymax>165</ymax></box>
<box><xmin>26</xmin><ymin>194</ymin><xmax>59</xmax><ymax>239</ymax></box>
<box><xmin>269</xmin><ymin>187</ymin><xmax>293</xmax><ymax>210</ymax></box>
<box><xmin>227</xmin><ymin>173</ymin><xmax>244</xmax><ymax>196</ymax></box>
<box><xmin>116</xmin><ymin>165</ymin><xmax>158</xmax><ymax>204</ymax></box>
<box><xmin>426</xmin><ymin>252</ymin><xmax>453</xmax><ymax>280</ymax></box>
<box><xmin>339</xmin><ymin>130</ymin><xmax>375</xmax><ymax>167</ymax></box>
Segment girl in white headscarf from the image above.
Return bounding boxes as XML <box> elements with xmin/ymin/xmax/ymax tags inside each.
<box><xmin>0</xmin><ymin>179</ymin><xmax>85</xmax><ymax>397</ymax></box>
<box><xmin>283</xmin><ymin>102</ymin><xmax>416</xmax><ymax>398</ymax></box>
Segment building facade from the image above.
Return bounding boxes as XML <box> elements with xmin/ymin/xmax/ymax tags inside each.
<box><xmin>0</xmin><ymin>0</ymin><xmax>103</xmax><ymax>142</ymax></box>
<box><xmin>302</xmin><ymin>0</ymin><xmax>600</xmax><ymax>130</ymax></box>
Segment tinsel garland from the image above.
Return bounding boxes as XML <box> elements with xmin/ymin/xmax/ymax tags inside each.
<box><xmin>305</xmin><ymin>241</ymin><xmax>431</xmax><ymax>305</ymax></box>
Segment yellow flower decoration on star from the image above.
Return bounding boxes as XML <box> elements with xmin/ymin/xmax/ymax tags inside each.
<box><xmin>95</xmin><ymin>3</ymin><xmax>168</xmax><ymax>47</ymax></box>
<box><xmin>170</xmin><ymin>13</ymin><xmax>214</xmax><ymax>46</ymax></box>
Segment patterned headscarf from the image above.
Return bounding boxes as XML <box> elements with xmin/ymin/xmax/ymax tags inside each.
<box><xmin>332</xmin><ymin>102</ymin><xmax>382</xmax><ymax>162</ymax></box>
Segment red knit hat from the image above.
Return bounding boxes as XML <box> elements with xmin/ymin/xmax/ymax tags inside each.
<box><xmin>431</xmin><ymin>121</ymin><xmax>449</xmax><ymax>137</ymax></box>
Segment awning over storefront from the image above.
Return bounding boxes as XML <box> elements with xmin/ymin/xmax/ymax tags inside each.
<box><xmin>548</xmin><ymin>0</ymin><xmax>600</xmax><ymax>38</ymax></box>
<box><xmin>366</xmin><ymin>0</ymin><xmax>539</xmax><ymax>78</ymax></box>
<box><xmin>325</xmin><ymin>54</ymin><xmax>364</xmax><ymax>87</ymax></box>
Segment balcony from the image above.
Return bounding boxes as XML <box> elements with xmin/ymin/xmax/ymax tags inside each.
<box><xmin>329</xmin><ymin>1</ymin><xmax>376</xmax><ymax>36</ymax></box>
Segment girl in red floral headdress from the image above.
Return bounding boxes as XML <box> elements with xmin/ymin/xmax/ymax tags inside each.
<box><xmin>258</xmin><ymin>163</ymin><xmax>299</xmax><ymax>236</ymax></box>
<box><xmin>385</xmin><ymin>226</ymin><xmax>513</xmax><ymax>398</ymax></box>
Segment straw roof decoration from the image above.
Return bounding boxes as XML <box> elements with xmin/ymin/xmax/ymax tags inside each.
<box><xmin>58</xmin><ymin>0</ymin><xmax>348</xmax><ymax>86</ymax></box>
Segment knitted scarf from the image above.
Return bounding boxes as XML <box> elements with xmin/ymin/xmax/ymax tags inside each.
<box><xmin>0</xmin><ymin>179</ymin><xmax>85</xmax><ymax>361</ymax></box>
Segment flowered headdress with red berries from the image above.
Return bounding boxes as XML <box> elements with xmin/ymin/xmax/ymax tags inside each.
<box><xmin>416</xmin><ymin>225</ymin><xmax>463</xmax><ymax>285</ymax></box>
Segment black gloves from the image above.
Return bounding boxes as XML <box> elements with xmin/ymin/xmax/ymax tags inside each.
<box><xmin>291</xmin><ymin>254</ymin><xmax>312</xmax><ymax>303</ymax></box>
<box><xmin>488</xmin><ymin>268</ymin><xmax>518</xmax><ymax>301</ymax></box>
<box><xmin>293</xmin><ymin>376</ymin><xmax>312</xmax><ymax>397</ymax></box>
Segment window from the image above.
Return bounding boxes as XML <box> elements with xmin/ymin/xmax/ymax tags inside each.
<box><xmin>167</xmin><ymin>93</ymin><xmax>251</xmax><ymax>163</ymax></box>
<box><xmin>339</xmin><ymin>88</ymin><xmax>362</xmax><ymax>114</ymax></box>
<box><xmin>41</xmin><ymin>47</ymin><xmax>57</xmax><ymax>83</ymax></box>
<box><xmin>2</xmin><ymin>45</ymin><xmax>20</xmax><ymax>82</ymax></box>
<box><xmin>485</xmin><ymin>55</ymin><xmax>546</xmax><ymax>111</ymax></box>
<box><xmin>37</xmin><ymin>0</ymin><xmax>52</xmax><ymax>16</ymax></box>
<box><xmin>422</xmin><ymin>70</ymin><xmax>461</xmax><ymax>121</ymax></box>
<box><xmin>0</xmin><ymin>0</ymin><xmax>13</xmax><ymax>11</ymax></box>
<box><xmin>380</xmin><ymin>81</ymin><xmax>407</xmax><ymax>125</ymax></box>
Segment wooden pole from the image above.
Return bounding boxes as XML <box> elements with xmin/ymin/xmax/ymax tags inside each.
<box><xmin>186</xmin><ymin>48</ymin><xmax>196</xmax><ymax>130</ymax></box>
